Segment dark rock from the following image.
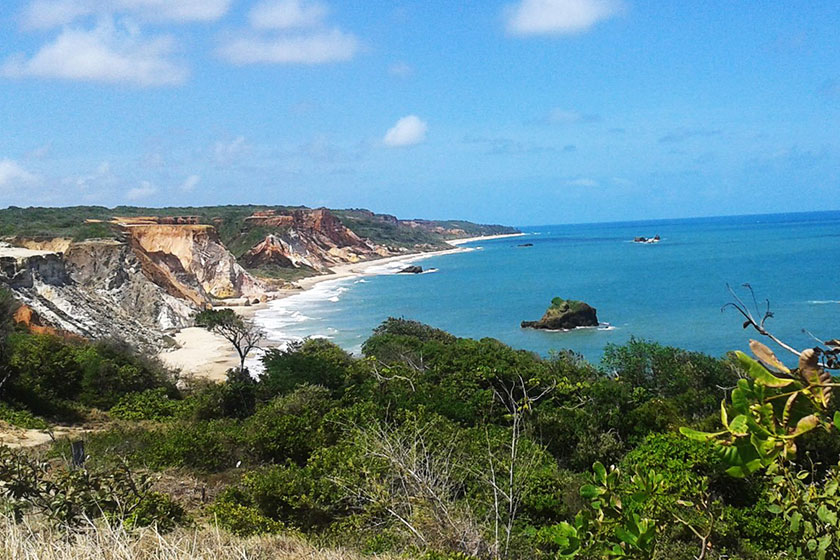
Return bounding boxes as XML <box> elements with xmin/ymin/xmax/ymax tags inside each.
<box><xmin>398</xmin><ymin>265</ymin><xmax>423</xmax><ymax>274</ymax></box>
<box><xmin>521</xmin><ymin>297</ymin><xmax>598</xmax><ymax>330</ymax></box>
<box><xmin>518</xmin><ymin>243</ymin><xmax>534</xmax><ymax>247</ymax></box>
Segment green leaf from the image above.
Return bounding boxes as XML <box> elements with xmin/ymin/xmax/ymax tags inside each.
<box><xmin>817</xmin><ymin>505</ymin><xmax>838</xmax><ymax>526</ymax></box>
<box><xmin>787</xmin><ymin>414</ymin><xmax>820</xmax><ymax>438</ymax></box>
<box><xmin>720</xmin><ymin>399</ymin><xmax>729</xmax><ymax>428</ymax></box>
<box><xmin>580</xmin><ymin>484</ymin><xmax>604</xmax><ymax>499</ymax></box>
<box><xmin>731</xmin><ymin>380</ymin><xmax>752</xmax><ymax>414</ymax></box>
<box><xmin>679</xmin><ymin>427</ymin><xmax>725</xmax><ymax>441</ymax></box>
<box><xmin>790</xmin><ymin>511</ymin><xmax>802</xmax><ymax>532</ymax></box>
<box><xmin>834</xmin><ymin>411</ymin><xmax>840</xmax><ymax>432</ymax></box>
<box><xmin>592</xmin><ymin>462</ymin><xmax>607</xmax><ymax>485</ymax></box>
<box><xmin>729</xmin><ymin>415</ymin><xmax>749</xmax><ymax>436</ymax></box>
<box><xmin>736</xmin><ymin>351</ymin><xmax>794</xmax><ymax>387</ymax></box>
<box><xmin>614</xmin><ymin>526</ymin><xmax>638</xmax><ymax>547</ymax></box>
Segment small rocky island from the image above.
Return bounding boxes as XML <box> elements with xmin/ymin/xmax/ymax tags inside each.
<box><xmin>398</xmin><ymin>265</ymin><xmax>423</xmax><ymax>274</ymax></box>
<box><xmin>521</xmin><ymin>297</ymin><xmax>599</xmax><ymax>330</ymax></box>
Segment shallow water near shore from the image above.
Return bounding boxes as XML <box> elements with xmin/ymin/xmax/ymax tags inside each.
<box><xmin>253</xmin><ymin>211</ymin><xmax>840</xmax><ymax>365</ymax></box>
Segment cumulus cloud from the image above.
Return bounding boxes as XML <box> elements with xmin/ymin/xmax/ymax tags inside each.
<box><xmin>127</xmin><ymin>180</ymin><xmax>157</xmax><ymax>200</ymax></box>
<box><xmin>21</xmin><ymin>0</ymin><xmax>232</xmax><ymax>29</ymax></box>
<box><xmin>179</xmin><ymin>174</ymin><xmax>201</xmax><ymax>192</ymax></box>
<box><xmin>0</xmin><ymin>159</ymin><xmax>39</xmax><ymax>189</ymax></box>
<box><xmin>219</xmin><ymin>0</ymin><xmax>360</xmax><ymax>66</ymax></box>
<box><xmin>249</xmin><ymin>0</ymin><xmax>328</xmax><ymax>29</ymax></box>
<box><xmin>2</xmin><ymin>20</ymin><xmax>188</xmax><ymax>86</ymax></box>
<box><xmin>505</xmin><ymin>0</ymin><xmax>623</xmax><ymax>36</ymax></box>
<box><xmin>219</xmin><ymin>29</ymin><xmax>360</xmax><ymax>65</ymax></box>
<box><xmin>383</xmin><ymin>115</ymin><xmax>428</xmax><ymax>147</ymax></box>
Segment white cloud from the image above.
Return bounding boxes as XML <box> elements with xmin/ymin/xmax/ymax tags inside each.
<box><xmin>249</xmin><ymin>0</ymin><xmax>328</xmax><ymax>30</ymax></box>
<box><xmin>220</xmin><ymin>0</ymin><xmax>360</xmax><ymax>66</ymax></box>
<box><xmin>127</xmin><ymin>180</ymin><xmax>157</xmax><ymax>200</ymax></box>
<box><xmin>389</xmin><ymin>61</ymin><xmax>413</xmax><ymax>77</ymax></box>
<box><xmin>0</xmin><ymin>159</ymin><xmax>39</xmax><ymax>189</ymax></box>
<box><xmin>213</xmin><ymin>136</ymin><xmax>249</xmax><ymax>165</ymax></box>
<box><xmin>2</xmin><ymin>20</ymin><xmax>188</xmax><ymax>86</ymax></box>
<box><xmin>567</xmin><ymin>177</ymin><xmax>599</xmax><ymax>187</ymax></box>
<box><xmin>21</xmin><ymin>0</ymin><xmax>232</xmax><ymax>29</ymax></box>
<box><xmin>383</xmin><ymin>115</ymin><xmax>428</xmax><ymax>147</ymax></box>
<box><xmin>180</xmin><ymin>174</ymin><xmax>201</xmax><ymax>192</ymax></box>
<box><xmin>218</xmin><ymin>29</ymin><xmax>360</xmax><ymax>65</ymax></box>
<box><xmin>505</xmin><ymin>0</ymin><xmax>623</xmax><ymax>36</ymax></box>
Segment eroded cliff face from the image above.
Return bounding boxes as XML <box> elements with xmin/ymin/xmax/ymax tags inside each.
<box><xmin>122</xmin><ymin>224</ymin><xmax>264</xmax><ymax>301</ymax></box>
<box><xmin>0</xmin><ymin>222</ymin><xmax>267</xmax><ymax>349</ymax></box>
<box><xmin>0</xmin><ymin>241</ymin><xmax>196</xmax><ymax>348</ymax></box>
<box><xmin>241</xmin><ymin>208</ymin><xmax>387</xmax><ymax>272</ymax></box>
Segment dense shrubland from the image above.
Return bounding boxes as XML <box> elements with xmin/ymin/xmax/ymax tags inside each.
<box><xmin>2</xmin><ymin>287</ymin><xmax>840</xmax><ymax>558</ymax></box>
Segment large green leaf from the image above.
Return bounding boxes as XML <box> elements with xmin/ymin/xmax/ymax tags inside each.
<box><xmin>680</xmin><ymin>427</ymin><xmax>726</xmax><ymax>441</ymax></box>
<box><xmin>736</xmin><ymin>351</ymin><xmax>793</xmax><ymax>388</ymax></box>
<box><xmin>729</xmin><ymin>414</ymin><xmax>749</xmax><ymax>436</ymax></box>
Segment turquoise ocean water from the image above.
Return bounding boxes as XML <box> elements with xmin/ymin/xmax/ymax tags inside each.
<box><xmin>251</xmin><ymin>211</ymin><xmax>840</xmax><ymax>366</ymax></box>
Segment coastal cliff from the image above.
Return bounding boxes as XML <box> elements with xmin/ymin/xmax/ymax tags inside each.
<box><xmin>239</xmin><ymin>208</ymin><xmax>386</xmax><ymax>272</ymax></box>
<box><xmin>0</xmin><ymin>205</ymin><xmax>519</xmax><ymax>348</ymax></box>
<box><xmin>0</xmin><ymin>241</ymin><xmax>195</xmax><ymax>348</ymax></box>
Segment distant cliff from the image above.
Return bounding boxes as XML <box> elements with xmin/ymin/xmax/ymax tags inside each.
<box><xmin>0</xmin><ymin>205</ymin><xmax>519</xmax><ymax>280</ymax></box>
<box><xmin>0</xmin><ymin>205</ymin><xmax>519</xmax><ymax>347</ymax></box>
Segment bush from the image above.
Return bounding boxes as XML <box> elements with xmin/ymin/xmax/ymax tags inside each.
<box><xmin>123</xmin><ymin>491</ymin><xmax>190</xmax><ymax>533</ymax></box>
<box><xmin>0</xmin><ymin>402</ymin><xmax>49</xmax><ymax>429</ymax></box>
<box><xmin>207</xmin><ymin>501</ymin><xmax>284</xmax><ymax>536</ymax></box>
<box><xmin>260</xmin><ymin>339</ymin><xmax>353</xmax><ymax>398</ymax></box>
<box><xmin>244</xmin><ymin>385</ymin><xmax>333</xmax><ymax>464</ymax></box>
<box><xmin>109</xmin><ymin>388</ymin><xmax>184</xmax><ymax>421</ymax></box>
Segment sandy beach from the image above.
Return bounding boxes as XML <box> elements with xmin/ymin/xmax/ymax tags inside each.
<box><xmin>156</xmin><ymin>232</ymin><xmax>524</xmax><ymax>381</ymax></box>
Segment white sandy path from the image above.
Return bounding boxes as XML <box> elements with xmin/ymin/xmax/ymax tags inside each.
<box><xmin>156</xmin><ymin>233</ymin><xmax>526</xmax><ymax>381</ymax></box>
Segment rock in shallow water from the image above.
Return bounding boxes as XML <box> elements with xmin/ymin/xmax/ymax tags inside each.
<box><xmin>521</xmin><ymin>297</ymin><xmax>598</xmax><ymax>330</ymax></box>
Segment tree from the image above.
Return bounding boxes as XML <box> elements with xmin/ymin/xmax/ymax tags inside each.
<box><xmin>0</xmin><ymin>287</ymin><xmax>20</xmax><ymax>395</ymax></box>
<box><xmin>195</xmin><ymin>309</ymin><xmax>264</xmax><ymax>373</ymax></box>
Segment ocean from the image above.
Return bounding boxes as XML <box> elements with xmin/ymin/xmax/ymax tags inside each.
<box><xmin>251</xmin><ymin>211</ymin><xmax>840</xmax><ymax>367</ymax></box>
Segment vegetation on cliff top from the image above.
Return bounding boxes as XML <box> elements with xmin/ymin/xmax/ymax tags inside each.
<box><xmin>0</xmin><ymin>205</ymin><xmax>518</xmax><ymax>252</ymax></box>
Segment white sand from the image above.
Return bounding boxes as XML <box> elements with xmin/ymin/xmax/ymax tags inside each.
<box><xmin>158</xmin><ymin>327</ymin><xmax>240</xmax><ymax>382</ymax></box>
<box><xmin>157</xmin><ymin>232</ymin><xmax>525</xmax><ymax>381</ymax></box>
<box><xmin>447</xmin><ymin>232</ymin><xmax>525</xmax><ymax>245</ymax></box>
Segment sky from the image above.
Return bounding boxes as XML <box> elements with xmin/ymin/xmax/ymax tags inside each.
<box><xmin>0</xmin><ymin>0</ymin><xmax>839</xmax><ymax>226</ymax></box>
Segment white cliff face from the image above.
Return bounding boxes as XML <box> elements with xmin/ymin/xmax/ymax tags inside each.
<box><xmin>0</xmin><ymin>240</ymin><xmax>199</xmax><ymax>349</ymax></box>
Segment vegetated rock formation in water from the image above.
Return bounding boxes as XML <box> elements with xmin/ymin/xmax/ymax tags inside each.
<box><xmin>521</xmin><ymin>297</ymin><xmax>599</xmax><ymax>330</ymax></box>
<box><xmin>240</xmin><ymin>208</ymin><xmax>390</xmax><ymax>272</ymax></box>
<box><xmin>0</xmin><ymin>217</ymin><xmax>265</xmax><ymax>349</ymax></box>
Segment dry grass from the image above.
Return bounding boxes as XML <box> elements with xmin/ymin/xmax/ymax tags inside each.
<box><xmin>1</xmin><ymin>516</ymin><xmax>399</xmax><ymax>560</ymax></box>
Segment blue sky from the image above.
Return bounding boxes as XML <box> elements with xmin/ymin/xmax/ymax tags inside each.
<box><xmin>0</xmin><ymin>0</ymin><xmax>838</xmax><ymax>225</ymax></box>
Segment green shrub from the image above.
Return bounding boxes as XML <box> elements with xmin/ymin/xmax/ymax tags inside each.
<box><xmin>260</xmin><ymin>338</ymin><xmax>353</xmax><ymax>398</ymax></box>
<box><xmin>109</xmin><ymin>388</ymin><xmax>183</xmax><ymax>421</ymax></box>
<box><xmin>207</xmin><ymin>501</ymin><xmax>284</xmax><ymax>536</ymax></box>
<box><xmin>123</xmin><ymin>491</ymin><xmax>190</xmax><ymax>533</ymax></box>
<box><xmin>0</xmin><ymin>402</ymin><xmax>49</xmax><ymax>429</ymax></box>
<box><xmin>244</xmin><ymin>385</ymin><xmax>333</xmax><ymax>464</ymax></box>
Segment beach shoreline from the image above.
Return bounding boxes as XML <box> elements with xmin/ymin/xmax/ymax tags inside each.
<box><xmin>157</xmin><ymin>232</ymin><xmax>524</xmax><ymax>380</ymax></box>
